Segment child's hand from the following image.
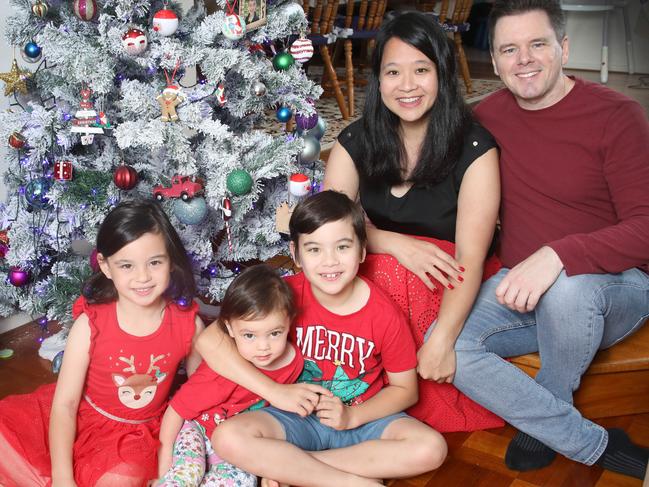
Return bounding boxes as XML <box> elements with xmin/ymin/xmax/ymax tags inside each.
<box><xmin>315</xmin><ymin>395</ymin><xmax>354</xmax><ymax>430</ymax></box>
<box><xmin>268</xmin><ymin>382</ymin><xmax>332</xmax><ymax>417</ymax></box>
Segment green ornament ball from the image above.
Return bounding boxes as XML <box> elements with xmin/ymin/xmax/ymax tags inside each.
<box><xmin>272</xmin><ymin>52</ymin><xmax>295</xmax><ymax>71</ymax></box>
<box><xmin>226</xmin><ymin>170</ymin><xmax>254</xmax><ymax>196</ymax></box>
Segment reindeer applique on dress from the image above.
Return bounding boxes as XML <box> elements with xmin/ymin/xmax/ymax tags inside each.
<box><xmin>113</xmin><ymin>354</ymin><xmax>168</xmax><ymax>409</ymax></box>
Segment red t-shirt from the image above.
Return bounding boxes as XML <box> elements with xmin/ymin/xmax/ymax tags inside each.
<box><xmin>170</xmin><ymin>344</ymin><xmax>304</xmax><ymax>436</ymax></box>
<box><xmin>72</xmin><ymin>296</ymin><xmax>197</xmax><ymax>421</ymax></box>
<box><xmin>286</xmin><ymin>273</ymin><xmax>417</xmax><ymax>405</ymax></box>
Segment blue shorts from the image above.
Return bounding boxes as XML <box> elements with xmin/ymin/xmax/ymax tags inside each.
<box><xmin>262</xmin><ymin>407</ymin><xmax>410</xmax><ymax>451</ymax></box>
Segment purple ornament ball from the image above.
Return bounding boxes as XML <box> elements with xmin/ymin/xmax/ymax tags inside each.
<box><xmin>8</xmin><ymin>267</ymin><xmax>30</xmax><ymax>287</ymax></box>
<box><xmin>295</xmin><ymin>112</ymin><xmax>318</xmax><ymax>131</ymax></box>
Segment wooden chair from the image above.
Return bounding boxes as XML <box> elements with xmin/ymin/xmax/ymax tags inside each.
<box><xmin>336</xmin><ymin>0</ymin><xmax>388</xmax><ymax>118</ymax></box>
<box><xmin>511</xmin><ymin>319</ymin><xmax>649</xmax><ymax>419</ymax></box>
<box><xmin>416</xmin><ymin>0</ymin><xmax>475</xmax><ymax>93</ymax></box>
<box><xmin>301</xmin><ymin>0</ymin><xmax>351</xmax><ymax>120</ymax></box>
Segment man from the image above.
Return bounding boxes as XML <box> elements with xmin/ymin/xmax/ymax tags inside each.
<box><xmin>452</xmin><ymin>0</ymin><xmax>649</xmax><ymax>479</ymax></box>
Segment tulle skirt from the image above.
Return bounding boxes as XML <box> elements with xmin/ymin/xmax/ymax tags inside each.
<box><xmin>358</xmin><ymin>237</ymin><xmax>505</xmax><ymax>432</ymax></box>
<box><xmin>0</xmin><ymin>382</ymin><xmax>162</xmax><ymax>487</ymax></box>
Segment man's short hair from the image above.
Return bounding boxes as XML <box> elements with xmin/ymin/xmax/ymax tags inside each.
<box><xmin>488</xmin><ymin>0</ymin><xmax>566</xmax><ymax>50</ymax></box>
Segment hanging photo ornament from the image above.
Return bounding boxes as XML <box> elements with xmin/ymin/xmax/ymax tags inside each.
<box><xmin>8</xmin><ymin>132</ymin><xmax>26</xmax><ymax>149</ymax></box>
<box><xmin>8</xmin><ymin>267</ymin><xmax>30</xmax><ymax>287</ymax></box>
<box><xmin>272</xmin><ymin>52</ymin><xmax>295</xmax><ymax>71</ymax></box>
<box><xmin>113</xmin><ymin>163</ymin><xmax>138</xmax><ymax>190</ymax></box>
<box><xmin>251</xmin><ymin>80</ymin><xmax>266</xmax><ymax>97</ymax></box>
<box><xmin>226</xmin><ymin>169</ymin><xmax>253</xmax><ymax>196</ymax></box>
<box><xmin>152</xmin><ymin>8</ymin><xmax>179</xmax><ymax>37</ymax></box>
<box><xmin>32</xmin><ymin>0</ymin><xmax>49</xmax><ymax>17</ymax></box>
<box><xmin>73</xmin><ymin>0</ymin><xmax>97</xmax><ymax>21</ymax></box>
<box><xmin>121</xmin><ymin>28</ymin><xmax>148</xmax><ymax>56</ymax></box>
<box><xmin>21</xmin><ymin>41</ymin><xmax>42</xmax><ymax>63</ymax></box>
<box><xmin>54</xmin><ymin>160</ymin><xmax>73</xmax><ymax>181</ymax></box>
<box><xmin>222</xmin><ymin>13</ymin><xmax>246</xmax><ymax>40</ymax></box>
<box><xmin>289</xmin><ymin>37</ymin><xmax>314</xmax><ymax>64</ymax></box>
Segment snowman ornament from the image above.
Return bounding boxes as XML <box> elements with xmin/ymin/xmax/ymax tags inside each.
<box><xmin>153</xmin><ymin>8</ymin><xmax>179</xmax><ymax>37</ymax></box>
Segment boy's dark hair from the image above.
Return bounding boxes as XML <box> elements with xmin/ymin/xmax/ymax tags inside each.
<box><xmin>359</xmin><ymin>10</ymin><xmax>473</xmax><ymax>188</ymax></box>
<box><xmin>218</xmin><ymin>264</ymin><xmax>296</xmax><ymax>329</ymax></box>
<box><xmin>289</xmin><ymin>190</ymin><xmax>367</xmax><ymax>258</ymax></box>
<box><xmin>488</xmin><ymin>0</ymin><xmax>566</xmax><ymax>50</ymax></box>
<box><xmin>83</xmin><ymin>199</ymin><xmax>196</xmax><ymax>303</ymax></box>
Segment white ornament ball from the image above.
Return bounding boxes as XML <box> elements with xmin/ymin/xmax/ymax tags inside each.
<box><xmin>222</xmin><ymin>14</ymin><xmax>246</xmax><ymax>40</ymax></box>
<box><xmin>153</xmin><ymin>8</ymin><xmax>179</xmax><ymax>37</ymax></box>
<box><xmin>252</xmin><ymin>80</ymin><xmax>267</xmax><ymax>97</ymax></box>
<box><xmin>289</xmin><ymin>173</ymin><xmax>311</xmax><ymax>197</ymax></box>
<box><xmin>290</xmin><ymin>38</ymin><xmax>314</xmax><ymax>64</ymax></box>
<box><xmin>121</xmin><ymin>28</ymin><xmax>148</xmax><ymax>56</ymax></box>
<box><xmin>281</xmin><ymin>2</ymin><xmax>305</xmax><ymax>19</ymax></box>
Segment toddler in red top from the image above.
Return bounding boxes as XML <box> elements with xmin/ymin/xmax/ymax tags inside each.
<box><xmin>0</xmin><ymin>200</ymin><xmax>203</xmax><ymax>487</ymax></box>
<box><xmin>197</xmin><ymin>191</ymin><xmax>448</xmax><ymax>487</ymax></box>
<box><xmin>156</xmin><ymin>264</ymin><xmax>303</xmax><ymax>486</ymax></box>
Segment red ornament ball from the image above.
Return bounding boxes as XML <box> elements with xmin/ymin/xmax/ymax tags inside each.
<box><xmin>113</xmin><ymin>164</ymin><xmax>138</xmax><ymax>190</ymax></box>
<box><xmin>73</xmin><ymin>0</ymin><xmax>97</xmax><ymax>21</ymax></box>
<box><xmin>121</xmin><ymin>28</ymin><xmax>148</xmax><ymax>56</ymax></box>
<box><xmin>8</xmin><ymin>267</ymin><xmax>30</xmax><ymax>287</ymax></box>
<box><xmin>8</xmin><ymin>132</ymin><xmax>26</xmax><ymax>149</ymax></box>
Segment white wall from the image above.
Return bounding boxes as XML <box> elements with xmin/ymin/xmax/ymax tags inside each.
<box><xmin>564</xmin><ymin>1</ymin><xmax>649</xmax><ymax>74</ymax></box>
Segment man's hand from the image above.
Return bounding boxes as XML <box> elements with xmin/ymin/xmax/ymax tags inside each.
<box><xmin>495</xmin><ymin>246</ymin><xmax>564</xmax><ymax>312</ymax></box>
<box><xmin>416</xmin><ymin>331</ymin><xmax>456</xmax><ymax>384</ymax></box>
<box><xmin>315</xmin><ymin>395</ymin><xmax>354</xmax><ymax>430</ymax></box>
<box><xmin>267</xmin><ymin>383</ymin><xmax>332</xmax><ymax>417</ymax></box>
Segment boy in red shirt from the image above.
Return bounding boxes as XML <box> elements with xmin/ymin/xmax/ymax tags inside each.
<box><xmin>197</xmin><ymin>191</ymin><xmax>447</xmax><ymax>486</ymax></box>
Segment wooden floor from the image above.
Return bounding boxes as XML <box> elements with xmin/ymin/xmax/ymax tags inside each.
<box><xmin>1</xmin><ymin>57</ymin><xmax>649</xmax><ymax>487</ymax></box>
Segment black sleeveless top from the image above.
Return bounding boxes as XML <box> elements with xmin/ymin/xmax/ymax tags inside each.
<box><xmin>338</xmin><ymin>119</ymin><xmax>498</xmax><ymax>245</ymax></box>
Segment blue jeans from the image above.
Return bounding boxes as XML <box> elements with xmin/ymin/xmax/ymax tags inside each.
<box><xmin>453</xmin><ymin>267</ymin><xmax>649</xmax><ymax>465</ymax></box>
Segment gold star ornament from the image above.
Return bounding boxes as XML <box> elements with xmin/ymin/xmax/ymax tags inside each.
<box><xmin>0</xmin><ymin>59</ymin><xmax>33</xmax><ymax>96</ymax></box>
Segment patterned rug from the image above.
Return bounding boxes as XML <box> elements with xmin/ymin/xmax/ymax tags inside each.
<box><xmin>259</xmin><ymin>77</ymin><xmax>504</xmax><ymax>151</ymax></box>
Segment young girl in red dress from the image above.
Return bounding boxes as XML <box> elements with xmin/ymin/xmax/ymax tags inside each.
<box><xmin>0</xmin><ymin>200</ymin><xmax>204</xmax><ymax>487</ymax></box>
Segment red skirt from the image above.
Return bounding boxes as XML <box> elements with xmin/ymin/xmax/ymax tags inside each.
<box><xmin>0</xmin><ymin>382</ymin><xmax>162</xmax><ymax>487</ymax></box>
<box><xmin>358</xmin><ymin>237</ymin><xmax>504</xmax><ymax>432</ymax></box>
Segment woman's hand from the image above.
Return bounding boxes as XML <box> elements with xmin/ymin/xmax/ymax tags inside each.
<box><xmin>267</xmin><ymin>382</ymin><xmax>332</xmax><ymax>417</ymax></box>
<box><xmin>390</xmin><ymin>234</ymin><xmax>464</xmax><ymax>291</ymax></box>
<box><xmin>416</xmin><ymin>330</ymin><xmax>457</xmax><ymax>383</ymax></box>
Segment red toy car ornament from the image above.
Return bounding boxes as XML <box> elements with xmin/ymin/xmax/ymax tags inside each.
<box><xmin>153</xmin><ymin>175</ymin><xmax>204</xmax><ymax>201</ymax></box>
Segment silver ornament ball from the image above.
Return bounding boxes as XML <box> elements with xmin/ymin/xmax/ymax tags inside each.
<box><xmin>252</xmin><ymin>81</ymin><xmax>267</xmax><ymax>97</ymax></box>
<box><xmin>299</xmin><ymin>136</ymin><xmax>321</xmax><ymax>163</ymax></box>
<box><xmin>173</xmin><ymin>197</ymin><xmax>208</xmax><ymax>225</ymax></box>
<box><xmin>305</xmin><ymin>116</ymin><xmax>327</xmax><ymax>140</ymax></box>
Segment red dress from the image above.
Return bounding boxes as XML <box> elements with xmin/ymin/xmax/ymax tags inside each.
<box><xmin>358</xmin><ymin>237</ymin><xmax>505</xmax><ymax>432</ymax></box>
<box><xmin>0</xmin><ymin>297</ymin><xmax>197</xmax><ymax>487</ymax></box>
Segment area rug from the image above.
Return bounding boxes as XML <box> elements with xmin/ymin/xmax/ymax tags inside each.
<box><xmin>258</xmin><ymin>77</ymin><xmax>504</xmax><ymax>151</ymax></box>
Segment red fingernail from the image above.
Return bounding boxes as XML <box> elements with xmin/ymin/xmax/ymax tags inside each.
<box><xmin>447</xmin><ymin>284</ymin><xmax>454</xmax><ymax>290</ymax></box>
<box><xmin>459</xmin><ymin>266</ymin><xmax>465</xmax><ymax>272</ymax></box>
<box><xmin>458</xmin><ymin>276</ymin><xmax>464</xmax><ymax>282</ymax></box>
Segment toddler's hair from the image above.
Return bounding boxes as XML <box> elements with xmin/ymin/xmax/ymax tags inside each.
<box><xmin>218</xmin><ymin>264</ymin><xmax>296</xmax><ymax>330</ymax></box>
<box><xmin>289</xmin><ymin>190</ymin><xmax>367</xmax><ymax>257</ymax></box>
<box><xmin>83</xmin><ymin>199</ymin><xmax>196</xmax><ymax>303</ymax></box>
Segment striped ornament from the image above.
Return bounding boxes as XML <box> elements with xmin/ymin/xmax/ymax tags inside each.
<box><xmin>289</xmin><ymin>37</ymin><xmax>314</xmax><ymax>64</ymax></box>
<box><xmin>73</xmin><ymin>0</ymin><xmax>97</xmax><ymax>21</ymax></box>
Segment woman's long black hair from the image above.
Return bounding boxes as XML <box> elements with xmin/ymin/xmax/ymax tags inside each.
<box><xmin>83</xmin><ymin>199</ymin><xmax>196</xmax><ymax>304</ymax></box>
<box><xmin>359</xmin><ymin>11</ymin><xmax>473</xmax><ymax>186</ymax></box>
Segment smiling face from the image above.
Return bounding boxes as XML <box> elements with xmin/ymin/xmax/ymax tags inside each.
<box><xmin>98</xmin><ymin>231</ymin><xmax>171</xmax><ymax>310</ymax></box>
<box><xmin>290</xmin><ymin>217</ymin><xmax>366</xmax><ymax>308</ymax></box>
<box><xmin>379</xmin><ymin>37</ymin><xmax>438</xmax><ymax>129</ymax></box>
<box><xmin>491</xmin><ymin>10</ymin><xmax>570</xmax><ymax>110</ymax></box>
<box><xmin>226</xmin><ymin>309</ymin><xmax>291</xmax><ymax>370</ymax></box>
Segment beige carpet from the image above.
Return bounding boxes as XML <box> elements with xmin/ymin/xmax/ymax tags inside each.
<box><xmin>259</xmin><ymin>78</ymin><xmax>504</xmax><ymax>150</ymax></box>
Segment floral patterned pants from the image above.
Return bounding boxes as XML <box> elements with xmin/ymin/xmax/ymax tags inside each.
<box><xmin>158</xmin><ymin>420</ymin><xmax>257</xmax><ymax>487</ymax></box>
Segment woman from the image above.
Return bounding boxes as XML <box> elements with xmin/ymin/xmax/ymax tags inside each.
<box><xmin>324</xmin><ymin>11</ymin><xmax>502</xmax><ymax>432</ymax></box>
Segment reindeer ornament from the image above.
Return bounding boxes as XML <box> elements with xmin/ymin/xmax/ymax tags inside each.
<box><xmin>112</xmin><ymin>354</ymin><xmax>167</xmax><ymax>409</ymax></box>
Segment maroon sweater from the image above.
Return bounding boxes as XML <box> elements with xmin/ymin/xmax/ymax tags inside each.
<box><xmin>475</xmin><ymin>77</ymin><xmax>649</xmax><ymax>276</ymax></box>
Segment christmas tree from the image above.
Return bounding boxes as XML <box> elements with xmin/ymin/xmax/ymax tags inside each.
<box><xmin>0</xmin><ymin>0</ymin><xmax>324</xmax><ymax>327</ymax></box>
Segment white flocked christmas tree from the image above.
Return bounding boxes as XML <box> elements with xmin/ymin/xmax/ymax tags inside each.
<box><xmin>0</xmin><ymin>0</ymin><xmax>324</xmax><ymax>327</ymax></box>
